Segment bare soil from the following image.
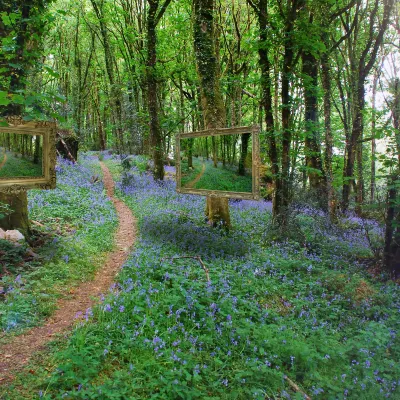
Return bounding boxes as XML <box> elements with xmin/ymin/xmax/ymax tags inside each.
<box><xmin>185</xmin><ymin>162</ymin><xmax>206</xmax><ymax>188</ymax></box>
<box><xmin>0</xmin><ymin>161</ymin><xmax>136</xmax><ymax>382</ymax></box>
<box><xmin>0</xmin><ymin>150</ymin><xmax>7</xmax><ymax>170</ymax></box>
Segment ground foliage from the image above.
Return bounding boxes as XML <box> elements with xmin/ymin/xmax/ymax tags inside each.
<box><xmin>9</xmin><ymin>157</ymin><xmax>397</xmax><ymax>400</ymax></box>
<box><xmin>0</xmin><ymin>151</ymin><xmax>43</xmax><ymax>178</ymax></box>
<box><xmin>0</xmin><ymin>154</ymin><xmax>117</xmax><ymax>333</ymax></box>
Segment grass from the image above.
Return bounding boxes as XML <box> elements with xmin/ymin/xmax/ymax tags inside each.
<box><xmin>193</xmin><ymin>159</ymin><xmax>252</xmax><ymax>192</ymax></box>
<box><xmin>0</xmin><ymin>151</ymin><xmax>43</xmax><ymax>178</ymax></box>
<box><xmin>2</xmin><ymin>157</ymin><xmax>398</xmax><ymax>399</ymax></box>
<box><xmin>0</xmin><ymin>153</ymin><xmax>118</xmax><ymax>335</ymax></box>
<box><xmin>180</xmin><ymin>157</ymin><xmax>203</xmax><ymax>187</ymax></box>
<box><xmin>181</xmin><ymin>158</ymin><xmax>253</xmax><ymax>193</ymax></box>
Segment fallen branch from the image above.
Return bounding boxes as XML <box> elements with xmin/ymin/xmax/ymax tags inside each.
<box><xmin>284</xmin><ymin>375</ymin><xmax>311</xmax><ymax>400</ymax></box>
<box><xmin>161</xmin><ymin>256</ymin><xmax>211</xmax><ymax>282</ymax></box>
<box><xmin>58</xmin><ymin>135</ymin><xmax>76</xmax><ymax>163</ymax></box>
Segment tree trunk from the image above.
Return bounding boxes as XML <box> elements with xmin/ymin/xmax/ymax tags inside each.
<box><xmin>187</xmin><ymin>138</ymin><xmax>193</xmax><ymax>168</ymax></box>
<box><xmin>238</xmin><ymin>133</ymin><xmax>250</xmax><ymax>176</ymax></box>
<box><xmin>0</xmin><ymin>192</ymin><xmax>31</xmax><ymax>237</ymax></box>
<box><xmin>321</xmin><ymin>54</ymin><xmax>336</xmax><ymax>220</ymax></box>
<box><xmin>193</xmin><ymin>0</ymin><xmax>230</xmax><ymax>229</ymax></box>
<box><xmin>370</xmin><ymin>69</ymin><xmax>378</xmax><ymax>203</ymax></box>
<box><xmin>302</xmin><ymin>49</ymin><xmax>324</xmax><ymax>191</ymax></box>
<box><xmin>212</xmin><ymin>136</ymin><xmax>218</xmax><ymax>167</ymax></box>
<box><xmin>342</xmin><ymin>78</ymin><xmax>365</xmax><ymax>211</ymax></box>
<box><xmin>383</xmin><ymin>175</ymin><xmax>400</xmax><ymax>277</ymax></box>
<box><xmin>254</xmin><ymin>0</ymin><xmax>282</xmax><ymax>220</ymax></box>
<box><xmin>355</xmin><ymin>140</ymin><xmax>364</xmax><ymax>215</ymax></box>
<box><xmin>280</xmin><ymin>1</ymin><xmax>300</xmax><ymax>214</ymax></box>
<box><xmin>146</xmin><ymin>0</ymin><xmax>167</xmax><ymax>180</ymax></box>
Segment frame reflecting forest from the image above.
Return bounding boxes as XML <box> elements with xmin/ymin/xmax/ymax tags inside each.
<box><xmin>0</xmin><ymin>132</ymin><xmax>43</xmax><ymax>178</ymax></box>
<box><xmin>179</xmin><ymin>133</ymin><xmax>253</xmax><ymax>193</ymax></box>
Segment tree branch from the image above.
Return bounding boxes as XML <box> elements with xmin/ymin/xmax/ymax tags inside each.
<box><xmin>155</xmin><ymin>0</ymin><xmax>173</xmax><ymax>26</ymax></box>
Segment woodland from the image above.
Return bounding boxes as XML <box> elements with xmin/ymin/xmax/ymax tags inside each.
<box><xmin>0</xmin><ymin>0</ymin><xmax>399</xmax><ymax>398</ymax></box>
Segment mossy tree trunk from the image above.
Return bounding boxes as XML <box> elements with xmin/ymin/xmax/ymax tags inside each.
<box><xmin>259</xmin><ymin>0</ymin><xmax>281</xmax><ymax>220</ymax></box>
<box><xmin>193</xmin><ymin>0</ymin><xmax>230</xmax><ymax>229</ymax></box>
<box><xmin>145</xmin><ymin>0</ymin><xmax>172</xmax><ymax>180</ymax></box>
<box><xmin>302</xmin><ymin>47</ymin><xmax>325</xmax><ymax>191</ymax></box>
<box><xmin>0</xmin><ymin>192</ymin><xmax>31</xmax><ymax>237</ymax></box>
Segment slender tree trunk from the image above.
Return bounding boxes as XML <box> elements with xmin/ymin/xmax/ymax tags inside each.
<box><xmin>280</xmin><ymin>2</ymin><xmax>299</xmax><ymax>213</ymax></box>
<box><xmin>342</xmin><ymin>78</ymin><xmax>365</xmax><ymax>211</ymax></box>
<box><xmin>145</xmin><ymin>0</ymin><xmax>170</xmax><ymax>180</ymax></box>
<box><xmin>238</xmin><ymin>133</ymin><xmax>250</xmax><ymax>176</ymax></box>
<box><xmin>370</xmin><ymin>70</ymin><xmax>378</xmax><ymax>203</ymax></box>
<box><xmin>321</xmin><ymin>54</ymin><xmax>336</xmax><ymax>220</ymax></box>
<box><xmin>33</xmin><ymin>135</ymin><xmax>41</xmax><ymax>164</ymax></box>
<box><xmin>212</xmin><ymin>136</ymin><xmax>217</xmax><ymax>167</ymax></box>
<box><xmin>355</xmin><ymin>140</ymin><xmax>364</xmax><ymax>215</ymax></box>
<box><xmin>187</xmin><ymin>138</ymin><xmax>193</xmax><ymax>168</ymax></box>
<box><xmin>253</xmin><ymin>0</ymin><xmax>282</xmax><ymax>220</ymax></box>
<box><xmin>147</xmin><ymin>2</ymin><xmax>164</xmax><ymax>180</ymax></box>
<box><xmin>302</xmin><ymin>49</ymin><xmax>324</xmax><ymax>191</ymax></box>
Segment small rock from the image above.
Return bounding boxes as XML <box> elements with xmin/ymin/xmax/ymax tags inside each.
<box><xmin>0</xmin><ymin>228</ymin><xmax>5</xmax><ymax>240</ymax></box>
<box><xmin>5</xmin><ymin>230</ymin><xmax>25</xmax><ymax>243</ymax></box>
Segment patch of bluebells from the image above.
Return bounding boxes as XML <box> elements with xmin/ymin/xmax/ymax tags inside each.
<box><xmin>41</xmin><ymin>160</ymin><xmax>400</xmax><ymax>399</ymax></box>
<box><xmin>29</xmin><ymin>154</ymin><xmax>116</xmax><ymax>230</ymax></box>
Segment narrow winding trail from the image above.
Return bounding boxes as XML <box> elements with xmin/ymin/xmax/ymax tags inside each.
<box><xmin>0</xmin><ymin>162</ymin><xmax>136</xmax><ymax>382</ymax></box>
<box><xmin>185</xmin><ymin>162</ymin><xmax>206</xmax><ymax>188</ymax></box>
<box><xmin>0</xmin><ymin>149</ymin><xmax>7</xmax><ymax>170</ymax></box>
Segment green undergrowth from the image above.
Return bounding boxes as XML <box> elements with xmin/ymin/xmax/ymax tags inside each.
<box><xmin>193</xmin><ymin>160</ymin><xmax>252</xmax><ymax>192</ymax></box>
<box><xmin>1</xmin><ymin>158</ymin><xmax>399</xmax><ymax>399</ymax></box>
<box><xmin>180</xmin><ymin>157</ymin><xmax>203</xmax><ymax>186</ymax></box>
<box><xmin>0</xmin><ymin>154</ymin><xmax>117</xmax><ymax>337</ymax></box>
<box><xmin>0</xmin><ymin>151</ymin><xmax>42</xmax><ymax>178</ymax></box>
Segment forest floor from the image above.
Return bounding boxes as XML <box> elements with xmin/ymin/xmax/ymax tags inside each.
<box><xmin>0</xmin><ymin>154</ymin><xmax>399</xmax><ymax>399</ymax></box>
<box><xmin>0</xmin><ymin>160</ymin><xmax>136</xmax><ymax>382</ymax></box>
<box><xmin>181</xmin><ymin>158</ymin><xmax>252</xmax><ymax>192</ymax></box>
<box><xmin>185</xmin><ymin>162</ymin><xmax>206</xmax><ymax>188</ymax></box>
<box><xmin>0</xmin><ymin>149</ymin><xmax>7</xmax><ymax>170</ymax></box>
<box><xmin>0</xmin><ymin>151</ymin><xmax>42</xmax><ymax>178</ymax></box>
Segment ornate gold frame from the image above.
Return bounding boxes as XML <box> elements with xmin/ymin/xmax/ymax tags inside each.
<box><xmin>0</xmin><ymin>118</ymin><xmax>57</xmax><ymax>193</ymax></box>
<box><xmin>176</xmin><ymin>125</ymin><xmax>260</xmax><ymax>200</ymax></box>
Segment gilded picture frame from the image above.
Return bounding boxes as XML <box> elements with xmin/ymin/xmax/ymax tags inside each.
<box><xmin>176</xmin><ymin>125</ymin><xmax>260</xmax><ymax>200</ymax></box>
<box><xmin>0</xmin><ymin>117</ymin><xmax>57</xmax><ymax>193</ymax></box>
